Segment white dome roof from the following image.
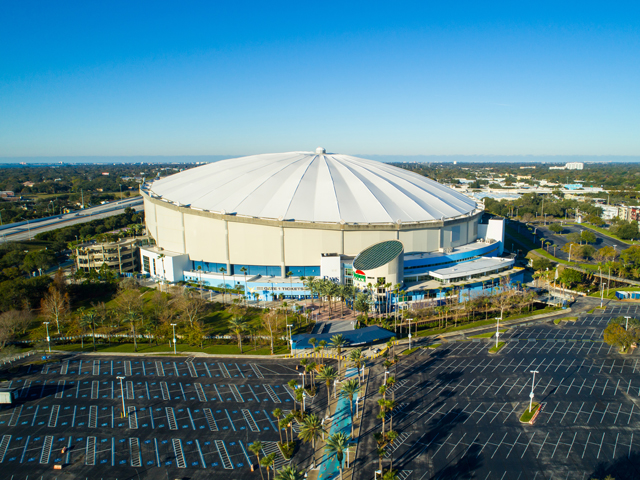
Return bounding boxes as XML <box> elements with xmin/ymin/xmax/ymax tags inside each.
<box><xmin>148</xmin><ymin>151</ymin><xmax>478</xmax><ymax>224</ymax></box>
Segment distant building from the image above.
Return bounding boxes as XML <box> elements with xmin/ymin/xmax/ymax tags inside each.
<box><xmin>549</xmin><ymin>162</ymin><xmax>584</xmax><ymax>171</ymax></box>
<box><xmin>519</xmin><ymin>166</ymin><xmax>536</xmax><ymax>169</ymax></box>
<box><xmin>600</xmin><ymin>205</ymin><xmax>620</xmax><ymax>220</ymax></box>
<box><xmin>75</xmin><ymin>238</ymin><xmax>140</xmax><ymax>274</ymax></box>
<box><xmin>22</xmin><ymin>181</ymin><xmax>35</xmax><ymax>187</ymax></box>
<box><xmin>566</xmin><ymin>162</ymin><xmax>584</xmax><ymax>170</ymax></box>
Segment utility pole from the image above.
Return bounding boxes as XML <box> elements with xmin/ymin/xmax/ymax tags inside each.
<box><xmin>625</xmin><ymin>316</ymin><xmax>631</xmax><ymax>331</ymax></box>
<box><xmin>81</xmin><ymin>189</ymin><xmax>84</xmax><ymax>209</ymax></box>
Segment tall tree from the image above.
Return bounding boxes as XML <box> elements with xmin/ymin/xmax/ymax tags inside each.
<box><xmin>40</xmin><ymin>285</ymin><xmax>69</xmax><ymax>334</ymax></box>
<box><xmin>298</xmin><ymin>414</ymin><xmax>324</xmax><ymax>467</ymax></box>
<box><xmin>229</xmin><ymin>315</ymin><xmax>248</xmax><ymax>353</ymax></box>
<box><xmin>316</xmin><ymin>365</ymin><xmax>338</xmax><ymax>406</ymax></box>
<box><xmin>341</xmin><ymin>379</ymin><xmax>360</xmax><ymax>435</ymax></box>
<box><xmin>248</xmin><ymin>441</ymin><xmax>265</xmax><ymax>480</ymax></box>
<box><xmin>324</xmin><ymin>432</ymin><xmax>351</xmax><ymax>480</ymax></box>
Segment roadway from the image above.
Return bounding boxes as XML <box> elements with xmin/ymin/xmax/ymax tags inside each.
<box><xmin>0</xmin><ymin>196</ymin><xmax>143</xmax><ymax>242</ymax></box>
<box><xmin>509</xmin><ymin>221</ymin><xmax>626</xmax><ymax>262</ymax></box>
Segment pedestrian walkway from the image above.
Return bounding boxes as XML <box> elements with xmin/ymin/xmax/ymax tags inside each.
<box><xmin>318</xmin><ymin>368</ymin><xmax>358</xmax><ymax>480</ymax></box>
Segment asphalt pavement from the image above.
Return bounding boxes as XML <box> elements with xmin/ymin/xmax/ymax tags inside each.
<box><xmin>0</xmin><ymin>355</ymin><xmax>319</xmax><ymax>480</ymax></box>
<box><xmin>354</xmin><ymin>302</ymin><xmax>640</xmax><ymax>480</ymax></box>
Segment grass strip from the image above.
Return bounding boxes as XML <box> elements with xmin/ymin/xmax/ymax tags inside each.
<box><xmin>469</xmin><ymin>329</ymin><xmax>507</xmax><ymax>339</ymax></box>
<box><xmin>488</xmin><ymin>341</ymin><xmax>505</xmax><ymax>353</ymax></box>
<box><xmin>554</xmin><ymin>317</ymin><xmax>578</xmax><ymax>324</ymax></box>
<box><xmin>401</xmin><ymin>347</ymin><xmax>420</xmax><ymax>356</ymax></box>
<box><xmin>520</xmin><ymin>403</ymin><xmax>541</xmax><ymax>423</ymax></box>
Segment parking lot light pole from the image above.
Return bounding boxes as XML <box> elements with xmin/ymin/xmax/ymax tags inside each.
<box><xmin>625</xmin><ymin>316</ymin><xmax>631</xmax><ymax>330</ymax></box>
<box><xmin>286</xmin><ymin>324</ymin><xmax>294</xmax><ymax>354</ymax></box>
<box><xmin>529</xmin><ymin>370</ymin><xmax>539</xmax><ymax>413</ymax></box>
<box><xmin>43</xmin><ymin>322</ymin><xmax>51</xmax><ymax>353</ymax></box>
<box><xmin>170</xmin><ymin>323</ymin><xmax>177</xmax><ymax>355</ymax></box>
<box><xmin>600</xmin><ymin>283</ymin><xmax>607</xmax><ymax>308</ymax></box>
<box><xmin>117</xmin><ymin>376</ymin><xmax>127</xmax><ymax>417</ymax></box>
<box><xmin>299</xmin><ymin>372</ymin><xmax>305</xmax><ymax>388</ymax></box>
<box><xmin>495</xmin><ymin>317</ymin><xmax>501</xmax><ymax>349</ymax></box>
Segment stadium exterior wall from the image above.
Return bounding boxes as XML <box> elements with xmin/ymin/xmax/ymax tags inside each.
<box><xmin>142</xmin><ymin>191</ymin><xmax>482</xmax><ymax>274</ymax></box>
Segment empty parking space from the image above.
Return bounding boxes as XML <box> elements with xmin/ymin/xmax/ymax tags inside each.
<box><xmin>357</xmin><ymin>306</ymin><xmax>640</xmax><ymax>480</ymax></box>
<box><xmin>0</xmin><ymin>355</ymin><xmax>314</xmax><ymax>480</ymax></box>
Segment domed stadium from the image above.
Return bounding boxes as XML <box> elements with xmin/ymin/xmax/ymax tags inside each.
<box><xmin>139</xmin><ymin>149</ymin><xmax>517</xmax><ymax>303</ymax></box>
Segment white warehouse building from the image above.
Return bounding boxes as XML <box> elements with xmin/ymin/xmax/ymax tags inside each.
<box><xmin>139</xmin><ymin>149</ymin><xmax>520</xmax><ymax>303</ymax></box>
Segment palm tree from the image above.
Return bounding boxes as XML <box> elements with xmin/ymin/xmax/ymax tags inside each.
<box><xmin>275</xmin><ymin>464</ymin><xmax>303</xmax><ymax>480</ymax></box>
<box><xmin>316</xmin><ymin>365</ymin><xmax>338</xmax><ymax>406</ymax></box>
<box><xmin>308</xmin><ymin>337</ymin><xmax>317</xmax><ymax>352</ymax></box>
<box><xmin>157</xmin><ymin>253</ymin><xmax>166</xmax><ymax>291</ymax></box>
<box><xmin>80</xmin><ymin>309</ymin><xmax>99</xmax><ymax>352</ymax></box>
<box><xmin>283</xmin><ymin>413</ymin><xmax>295</xmax><ymax>443</ymax></box>
<box><xmin>324</xmin><ymin>432</ymin><xmax>351</xmax><ymax>480</ymax></box>
<box><xmin>248</xmin><ymin>441</ymin><xmax>265</xmax><ymax>480</ymax></box>
<box><xmin>382</xmin><ymin>469</ymin><xmax>398</xmax><ymax>480</ymax></box>
<box><xmin>279</xmin><ymin>418</ymin><xmax>290</xmax><ymax>443</ymax></box>
<box><xmin>340</xmin><ymin>378</ymin><xmax>360</xmax><ymax>435</ymax></box>
<box><xmin>348</xmin><ymin>348</ymin><xmax>364</xmax><ymax>373</ymax></box>
<box><xmin>260</xmin><ymin>453</ymin><xmax>277</xmax><ymax>480</ymax></box>
<box><xmin>124</xmin><ymin>311</ymin><xmax>139</xmax><ymax>352</ymax></box>
<box><xmin>329</xmin><ymin>333</ymin><xmax>347</xmax><ymax>356</ymax></box>
<box><xmin>307</xmin><ymin>361</ymin><xmax>317</xmax><ymax>388</ymax></box>
<box><xmin>386</xmin><ymin>430</ymin><xmax>399</xmax><ymax>473</ymax></box>
<box><xmin>272</xmin><ymin>408</ymin><xmax>283</xmax><ymax>443</ymax></box>
<box><xmin>228</xmin><ymin>315</ymin><xmax>248</xmax><ymax>353</ymax></box>
<box><xmin>240</xmin><ymin>266</ymin><xmax>249</xmax><ymax>305</ymax></box>
<box><xmin>288</xmin><ymin>379</ymin><xmax>299</xmax><ymax>412</ymax></box>
<box><xmin>219</xmin><ymin>266</ymin><xmax>227</xmax><ymax>303</ymax></box>
<box><xmin>319</xmin><ymin>340</ymin><xmax>327</xmax><ymax>358</ymax></box>
<box><xmin>298</xmin><ymin>414</ymin><xmax>324</xmax><ymax>467</ymax></box>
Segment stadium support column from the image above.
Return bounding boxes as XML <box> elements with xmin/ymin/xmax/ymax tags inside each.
<box><xmin>224</xmin><ymin>219</ymin><xmax>231</xmax><ymax>275</ymax></box>
<box><xmin>280</xmin><ymin>225</ymin><xmax>286</xmax><ymax>277</ymax></box>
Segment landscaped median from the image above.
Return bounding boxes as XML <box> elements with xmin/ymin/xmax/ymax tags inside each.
<box><xmin>554</xmin><ymin>317</ymin><xmax>577</xmax><ymax>325</ymax></box>
<box><xmin>488</xmin><ymin>342</ymin><xmax>505</xmax><ymax>353</ymax></box>
<box><xmin>520</xmin><ymin>403</ymin><xmax>542</xmax><ymax>424</ymax></box>
<box><xmin>469</xmin><ymin>329</ymin><xmax>507</xmax><ymax>339</ymax></box>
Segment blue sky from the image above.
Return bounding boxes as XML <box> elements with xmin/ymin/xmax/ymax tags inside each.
<box><xmin>1</xmin><ymin>1</ymin><xmax>639</xmax><ymax>158</ymax></box>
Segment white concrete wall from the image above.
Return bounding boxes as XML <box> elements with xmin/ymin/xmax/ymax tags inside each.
<box><xmin>149</xmin><ymin>199</ymin><xmax>479</xmax><ymax>268</ymax></box>
<box><xmin>140</xmin><ymin>247</ymin><xmax>190</xmax><ymax>282</ymax></box>
<box><xmin>320</xmin><ymin>255</ymin><xmax>343</xmax><ymax>282</ymax></box>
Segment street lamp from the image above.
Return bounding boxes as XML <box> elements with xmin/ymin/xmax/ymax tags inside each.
<box><xmin>529</xmin><ymin>370</ymin><xmax>539</xmax><ymax>413</ymax></box>
<box><xmin>286</xmin><ymin>324</ymin><xmax>294</xmax><ymax>354</ymax></box>
<box><xmin>495</xmin><ymin>316</ymin><xmax>501</xmax><ymax>349</ymax></box>
<box><xmin>625</xmin><ymin>316</ymin><xmax>631</xmax><ymax>331</ymax></box>
<box><xmin>568</xmin><ymin>243</ymin><xmax>573</xmax><ymax>262</ymax></box>
<box><xmin>171</xmin><ymin>323</ymin><xmax>177</xmax><ymax>355</ymax></box>
<box><xmin>117</xmin><ymin>376</ymin><xmax>127</xmax><ymax>417</ymax></box>
<box><xmin>600</xmin><ymin>283</ymin><xmax>607</xmax><ymax>308</ymax></box>
<box><xmin>43</xmin><ymin>322</ymin><xmax>51</xmax><ymax>353</ymax></box>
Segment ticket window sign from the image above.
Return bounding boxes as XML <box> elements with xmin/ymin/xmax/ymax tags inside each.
<box><xmin>353</xmin><ymin>269</ymin><xmax>367</xmax><ymax>282</ymax></box>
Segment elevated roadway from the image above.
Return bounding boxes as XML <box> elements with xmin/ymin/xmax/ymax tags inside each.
<box><xmin>0</xmin><ymin>196</ymin><xmax>143</xmax><ymax>242</ymax></box>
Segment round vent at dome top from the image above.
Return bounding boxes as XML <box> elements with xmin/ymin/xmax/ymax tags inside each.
<box><xmin>353</xmin><ymin>240</ymin><xmax>404</xmax><ymax>271</ymax></box>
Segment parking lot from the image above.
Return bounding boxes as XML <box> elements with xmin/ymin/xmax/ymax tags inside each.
<box><xmin>0</xmin><ymin>355</ymin><xmax>317</xmax><ymax>479</ymax></box>
<box><xmin>355</xmin><ymin>305</ymin><xmax>640</xmax><ymax>480</ymax></box>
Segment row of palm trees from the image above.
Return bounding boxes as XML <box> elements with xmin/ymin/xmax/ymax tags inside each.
<box><xmin>248</xmin><ymin>372</ymin><xmax>362</xmax><ymax>480</ymax></box>
<box><xmin>301</xmin><ymin>277</ymin><xmax>358</xmax><ymax>318</ymax></box>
